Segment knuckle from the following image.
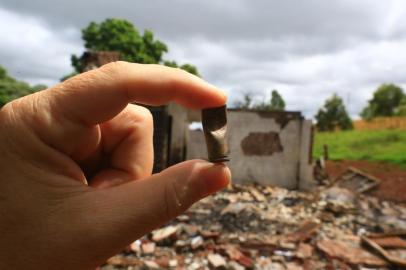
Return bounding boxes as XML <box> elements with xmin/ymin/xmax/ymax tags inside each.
<box><xmin>1</xmin><ymin>92</ymin><xmax>54</xmax><ymax>134</ymax></box>
<box><xmin>0</xmin><ymin>97</ymin><xmax>26</xmax><ymax>124</ymax></box>
<box><xmin>61</xmin><ymin>69</ymin><xmax>100</xmax><ymax>91</ymax></box>
<box><xmin>100</xmin><ymin>61</ymin><xmax>131</xmax><ymax>74</ymax></box>
<box><xmin>0</xmin><ymin>100</ymin><xmax>13</xmax><ymax>116</ymax></box>
<box><xmin>0</xmin><ymin>98</ymin><xmax>31</xmax><ymax>150</ymax></box>
<box><xmin>166</xmin><ymin>67</ymin><xmax>191</xmax><ymax>91</ymax></box>
<box><xmin>0</xmin><ymin>102</ymin><xmax>13</xmax><ymax>129</ymax></box>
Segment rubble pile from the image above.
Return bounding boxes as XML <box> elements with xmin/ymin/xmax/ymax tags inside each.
<box><xmin>102</xmin><ymin>179</ymin><xmax>406</xmax><ymax>270</ymax></box>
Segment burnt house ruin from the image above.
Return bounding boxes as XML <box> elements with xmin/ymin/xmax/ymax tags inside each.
<box><xmin>77</xmin><ymin>51</ymin><xmax>121</xmax><ymax>72</ymax></box>
<box><xmin>79</xmin><ymin>51</ymin><xmax>315</xmax><ymax>190</ymax></box>
<box><xmin>187</xmin><ymin>109</ymin><xmax>314</xmax><ymax>190</ymax></box>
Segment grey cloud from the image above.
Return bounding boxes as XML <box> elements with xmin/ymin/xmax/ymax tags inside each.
<box><xmin>1</xmin><ymin>0</ymin><xmax>403</xmax><ymax>42</ymax></box>
<box><xmin>1</xmin><ymin>1</ymin><xmax>406</xmax><ymax>119</ymax></box>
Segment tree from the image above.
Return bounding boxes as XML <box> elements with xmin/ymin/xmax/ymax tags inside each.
<box><xmin>360</xmin><ymin>84</ymin><xmax>405</xmax><ymax>119</ymax></box>
<box><xmin>396</xmin><ymin>96</ymin><xmax>406</xmax><ymax>116</ymax></box>
<box><xmin>70</xmin><ymin>19</ymin><xmax>199</xmax><ymax>76</ymax></box>
<box><xmin>233</xmin><ymin>89</ymin><xmax>286</xmax><ymax>111</ymax></box>
<box><xmin>0</xmin><ymin>65</ymin><xmax>46</xmax><ymax>107</ymax></box>
<box><xmin>233</xmin><ymin>92</ymin><xmax>253</xmax><ymax>109</ymax></box>
<box><xmin>270</xmin><ymin>90</ymin><xmax>286</xmax><ymax>110</ymax></box>
<box><xmin>256</xmin><ymin>89</ymin><xmax>286</xmax><ymax>111</ymax></box>
<box><xmin>315</xmin><ymin>94</ymin><xmax>353</xmax><ymax>131</ymax></box>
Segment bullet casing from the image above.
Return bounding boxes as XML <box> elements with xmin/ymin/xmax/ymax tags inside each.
<box><xmin>201</xmin><ymin>105</ymin><xmax>229</xmax><ymax>163</ymax></box>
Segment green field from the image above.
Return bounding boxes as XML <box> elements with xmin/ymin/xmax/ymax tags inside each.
<box><xmin>313</xmin><ymin>129</ymin><xmax>406</xmax><ymax>167</ymax></box>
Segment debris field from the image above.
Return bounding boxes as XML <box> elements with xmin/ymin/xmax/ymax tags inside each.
<box><xmin>101</xmin><ymin>168</ymin><xmax>406</xmax><ymax>270</ymax></box>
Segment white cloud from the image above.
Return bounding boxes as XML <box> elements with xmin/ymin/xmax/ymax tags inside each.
<box><xmin>0</xmin><ymin>8</ymin><xmax>82</xmax><ymax>85</ymax></box>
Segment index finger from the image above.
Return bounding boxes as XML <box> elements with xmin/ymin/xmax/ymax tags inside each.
<box><xmin>48</xmin><ymin>62</ymin><xmax>227</xmax><ymax>125</ymax></box>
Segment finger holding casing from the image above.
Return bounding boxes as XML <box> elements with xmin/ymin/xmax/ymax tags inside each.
<box><xmin>48</xmin><ymin>62</ymin><xmax>227</xmax><ymax>126</ymax></box>
<box><xmin>25</xmin><ymin>62</ymin><xmax>226</xmax><ymax>162</ymax></box>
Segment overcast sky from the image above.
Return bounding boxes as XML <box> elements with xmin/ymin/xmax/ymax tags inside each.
<box><xmin>1</xmin><ymin>0</ymin><xmax>406</xmax><ymax>118</ymax></box>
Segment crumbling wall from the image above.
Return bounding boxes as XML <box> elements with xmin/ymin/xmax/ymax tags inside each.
<box><xmin>148</xmin><ymin>106</ymin><xmax>171</xmax><ymax>173</ymax></box>
<box><xmin>167</xmin><ymin>103</ymin><xmax>189</xmax><ymax>166</ymax></box>
<box><xmin>228</xmin><ymin>110</ymin><xmax>303</xmax><ymax>188</ymax></box>
<box><xmin>147</xmin><ymin>103</ymin><xmax>189</xmax><ymax>172</ymax></box>
<box><xmin>299</xmin><ymin>120</ymin><xmax>315</xmax><ymax>190</ymax></box>
<box><xmin>187</xmin><ymin>110</ymin><xmax>314</xmax><ymax>190</ymax></box>
<box><xmin>80</xmin><ymin>51</ymin><xmax>120</xmax><ymax>72</ymax></box>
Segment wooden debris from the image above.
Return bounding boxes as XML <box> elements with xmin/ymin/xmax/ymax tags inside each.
<box><xmin>103</xmin><ymin>183</ymin><xmax>406</xmax><ymax>270</ymax></box>
<box><xmin>361</xmin><ymin>235</ymin><xmax>406</xmax><ymax>267</ymax></box>
<box><xmin>334</xmin><ymin>167</ymin><xmax>381</xmax><ymax>193</ymax></box>
<box><xmin>317</xmin><ymin>238</ymin><xmax>387</xmax><ymax>266</ymax></box>
<box><xmin>287</xmin><ymin>220</ymin><xmax>320</xmax><ymax>242</ymax></box>
<box><xmin>296</xmin><ymin>243</ymin><xmax>313</xmax><ymax>259</ymax></box>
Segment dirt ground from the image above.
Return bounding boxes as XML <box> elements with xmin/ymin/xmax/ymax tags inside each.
<box><xmin>325</xmin><ymin>160</ymin><xmax>406</xmax><ymax>203</ymax></box>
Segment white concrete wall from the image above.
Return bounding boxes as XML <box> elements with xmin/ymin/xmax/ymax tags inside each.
<box><xmin>187</xmin><ymin>130</ymin><xmax>207</xmax><ymax>160</ymax></box>
<box><xmin>227</xmin><ymin>111</ymin><xmax>301</xmax><ymax>188</ymax></box>
<box><xmin>186</xmin><ymin>110</ymin><xmax>315</xmax><ymax>190</ymax></box>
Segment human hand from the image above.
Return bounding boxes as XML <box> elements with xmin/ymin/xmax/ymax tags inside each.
<box><xmin>0</xmin><ymin>62</ymin><xmax>230</xmax><ymax>270</ymax></box>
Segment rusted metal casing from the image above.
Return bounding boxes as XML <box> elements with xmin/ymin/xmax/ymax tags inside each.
<box><xmin>201</xmin><ymin>105</ymin><xmax>229</xmax><ymax>163</ymax></box>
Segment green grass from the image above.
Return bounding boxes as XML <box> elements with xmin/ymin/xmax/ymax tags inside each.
<box><xmin>313</xmin><ymin>129</ymin><xmax>406</xmax><ymax>167</ymax></box>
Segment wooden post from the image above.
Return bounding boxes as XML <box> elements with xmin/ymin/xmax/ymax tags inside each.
<box><xmin>323</xmin><ymin>144</ymin><xmax>329</xmax><ymax>160</ymax></box>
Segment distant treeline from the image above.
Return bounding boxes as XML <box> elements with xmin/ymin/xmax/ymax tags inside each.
<box><xmin>234</xmin><ymin>83</ymin><xmax>406</xmax><ymax>132</ymax></box>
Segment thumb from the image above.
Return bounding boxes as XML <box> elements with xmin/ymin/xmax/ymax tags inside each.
<box><xmin>78</xmin><ymin>160</ymin><xmax>230</xmax><ymax>263</ymax></box>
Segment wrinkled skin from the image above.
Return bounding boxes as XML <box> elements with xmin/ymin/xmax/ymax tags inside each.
<box><xmin>0</xmin><ymin>62</ymin><xmax>230</xmax><ymax>270</ymax></box>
